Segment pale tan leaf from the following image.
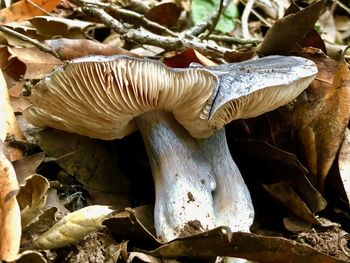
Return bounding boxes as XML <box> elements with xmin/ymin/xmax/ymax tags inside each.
<box><xmin>127</xmin><ymin>252</ymin><xmax>161</xmax><ymax>263</ymax></box>
<box><xmin>0</xmin><ymin>143</ymin><xmax>21</xmax><ymax>261</ymax></box>
<box><xmin>17</xmin><ymin>174</ymin><xmax>50</xmax><ymax>228</ymax></box>
<box><xmin>8</xmin><ymin>47</ymin><xmax>62</xmax><ymax>79</ymax></box>
<box><xmin>34</xmin><ymin>205</ymin><xmax>114</xmax><ymax>249</ymax></box>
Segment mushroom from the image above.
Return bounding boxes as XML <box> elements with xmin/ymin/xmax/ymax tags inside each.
<box><xmin>23</xmin><ymin>55</ymin><xmax>317</xmax><ymax>242</ymax></box>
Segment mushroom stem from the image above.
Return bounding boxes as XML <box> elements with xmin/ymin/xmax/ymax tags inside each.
<box><xmin>135</xmin><ymin>110</ymin><xmax>216</xmax><ymax>242</ymax></box>
<box><xmin>198</xmin><ymin>129</ymin><xmax>254</xmax><ymax>232</ymax></box>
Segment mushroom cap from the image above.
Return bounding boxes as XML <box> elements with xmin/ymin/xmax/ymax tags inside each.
<box><xmin>24</xmin><ymin>55</ymin><xmax>317</xmax><ymax>139</ymax></box>
<box><xmin>24</xmin><ymin>55</ymin><xmax>218</xmax><ymax>139</ymax></box>
<box><xmin>202</xmin><ymin>55</ymin><xmax>318</xmax><ymax>128</ymax></box>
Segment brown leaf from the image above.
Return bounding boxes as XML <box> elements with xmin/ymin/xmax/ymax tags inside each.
<box><xmin>0</xmin><ymin>68</ymin><xmax>24</xmax><ymax>161</ymax></box>
<box><xmin>148</xmin><ymin>227</ymin><xmax>346</xmax><ymax>262</ymax></box>
<box><xmin>29</xmin><ymin>16</ymin><xmax>94</xmax><ymax>39</ymax></box>
<box><xmin>263</xmin><ymin>182</ymin><xmax>320</xmax><ymax>224</ymax></box>
<box><xmin>45</xmin><ymin>38</ymin><xmax>138</xmax><ymax>60</ymax></box>
<box><xmin>144</xmin><ymin>2</ymin><xmax>182</xmax><ymax>27</ymax></box>
<box><xmin>164</xmin><ymin>49</ymin><xmax>216</xmax><ymax>68</ymax></box>
<box><xmin>12</xmin><ymin>153</ymin><xmax>45</xmax><ymax>187</ymax></box>
<box><xmin>257</xmin><ymin>1</ymin><xmax>324</xmax><ymax>55</ymax></box>
<box><xmin>290</xmin><ymin>49</ymin><xmax>350</xmax><ymax>192</ymax></box>
<box><xmin>0</xmin><ymin>0</ymin><xmax>61</xmax><ymax>23</ymax></box>
<box><xmin>8</xmin><ymin>47</ymin><xmax>62</xmax><ymax>79</ymax></box>
<box><xmin>0</xmin><ymin>141</ymin><xmax>21</xmax><ymax>261</ymax></box>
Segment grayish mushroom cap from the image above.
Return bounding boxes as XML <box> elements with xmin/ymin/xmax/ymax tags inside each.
<box><xmin>202</xmin><ymin>56</ymin><xmax>318</xmax><ymax>128</ymax></box>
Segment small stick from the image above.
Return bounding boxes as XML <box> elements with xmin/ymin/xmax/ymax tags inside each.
<box><xmin>0</xmin><ymin>26</ymin><xmax>64</xmax><ymax>60</ymax></box>
<box><xmin>208</xmin><ymin>34</ymin><xmax>260</xmax><ymax>45</ymax></box>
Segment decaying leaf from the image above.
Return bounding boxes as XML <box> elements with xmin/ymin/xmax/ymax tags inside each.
<box><xmin>147</xmin><ymin>227</ymin><xmax>347</xmax><ymax>262</ymax></box>
<box><xmin>144</xmin><ymin>2</ymin><xmax>182</xmax><ymax>27</ymax></box>
<box><xmin>127</xmin><ymin>252</ymin><xmax>161</xmax><ymax>263</ymax></box>
<box><xmin>45</xmin><ymin>38</ymin><xmax>138</xmax><ymax>60</ymax></box>
<box><xmin>34</xmin><ymin>205</ymin><xmax>114</xmax><ymax>249</ymax></box>
<box><xmin>17</xmin><ymin>174</ymin><xmax>50</xmax><ymax>228</ymax></box>
<box><xmin>7</xmin><ymin>47</ymin><xmax>62</xmax><ymax>79</ymax></box>
<box><xmin>0</xmin><ymin>0</ymin><xmax>61</xmax><ymax>23</ymax></box>
<box><xmin>257</xmin><ymin>1</ymin><xmax>324</xmax><ymax>55</ymax></box>
<box><xmin>289</xmin><ymin>49</ymin><xmax>350</xmax><ymax>192</ymax></box>
<box><xmin>13</xmin><ymin>152</ymin><xmax>45</xmax><ymax>186</ymax></box>
<box><xmin>29</xmin><ymin>16</ymin><xmax>94</xmax><ymax>39</ymax></box>
<box><xmin>0</xmin><ymin>141</ymin><xmax>21</xmax><ymax>261</ymax></box>
<box><xmin>164</xmin><ymin>49</ymin><xmax>217</xmax><ymax>68</ymax></box>
<box><xmin>13</xmin><ymin>250</ymin><xmax>47</xmax><ymax>263</ymax></box>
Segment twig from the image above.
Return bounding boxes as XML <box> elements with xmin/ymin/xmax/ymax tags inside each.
<box><xmin>336</xmin><ymin>0</ymin><xmax>350</xmax><ymax>15</ymax></box>
<box><xmin>82</xmin><ymin>5</ymin><xmax>231</xmax><ymax>58</ymax></box>
<box><xmin>241</xmin><ymin>0</ymin><xmax>255</xmax><ymax>39</ymax></box>
<box><xmin>203</xmin><ymin>0</ymin><xmax>225</xmax><ymax>39</ymax></box>
<box><xmin>0</xmin><ymin>26</ymin><xmax>63</xmax><ymax>60</ymax></box>
<box><xmin>78</xmin><ymin>0</ymin><xmax>178</xmax><ymax>37</ymax></box>
<box><xmin>208</xmin><ymin>34</ymin><xmax>260</xmax><ymax>46</ymax></box>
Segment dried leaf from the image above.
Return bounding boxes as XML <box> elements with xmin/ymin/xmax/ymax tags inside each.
<box><xmin>0</xmin><ymin>0</ymin><xmax>61</xmax><ymax>23</ymax></box>
<box><xmin>35</xmin><ymin>129</ymin><xmax>129</xmax><ymax>194</ymax></box>
<box><xmin>148</xmin><ymin>227</ymin><xmax>347</xmax><ymax>262</ymax></box>
<box><xmin>144</xmin><ymin>2</ymin><xmax>182</xmax><ymax>27</ymax></box>
<box><xmin>29</xmin><ymin>16</ymin><xmax>94</xmax><ymax>39</ymax></box>
<box><xmin>164</xmin><ymin>49</ymin><xmax>216</xmax><ymax>68</ymax></box>
<box><xmin>104</xmin><ymin>205</ymin><xmax>160</xmax><ymax>249</ymax></box>
<box><xmin>263</xmin><ymin>182</ymin><xmax>320</xmax><ymax>224</ymax></box>
<box><xmin>257</xmin><ymin>1</ymin><xmax>324</xmax><ymax>55</ymax></box>
<box><xmin>14</xmin><ymin>250</ymin><xmax>47</xmax><ymax>263</ymax></box>
<box><xmin>0</xmin><ymin>68</ymin><xmax>23</xmax><ymax>160</ymax></box>
<box><xmin>0</xmin><ymin>141</ymin><xmax>21</xmax><ymax>261</ymax></box>
<box><xmin>17</xmin><ymin>174</ymin><xmax>50</xmax><ymax>228</ymax></box>
<box><xmin>290</xmin><ymin>50</ymin><xmax>350</xmax><ymax>191</ymax></box>
<box><xmin>13</xmin><ymin>153</ymin><xmax>45</xmax><ymax>187</ymax></box>
<box><xmin>8</xmin><ymin>47</ymin><xmax>62</xmax><ymax>79</ymax></box>
<box><xmin>45</xmin><ymin>38</ymin><xmax>138</xmax><ymax>60</ymax></box>
<box><xmin>34</xmin><ymin>205</ymin><xmax>114</xmax><ymax>249</ymax></box>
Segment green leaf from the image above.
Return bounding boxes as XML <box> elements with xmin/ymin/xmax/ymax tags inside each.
<box><xmin>191</xmin><ymin>0</ymin><xmax>238</xmax><ymax>33</ymax></box>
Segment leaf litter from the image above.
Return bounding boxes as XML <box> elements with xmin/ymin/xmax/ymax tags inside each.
<box><xmin>0</xmin><ymin>0</ymin><xmax>350</xmax><ymax>262</ymax></box>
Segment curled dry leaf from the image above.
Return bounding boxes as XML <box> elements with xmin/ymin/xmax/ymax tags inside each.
<box><xmin>144</xmin><ymin>2</ymin><xmax>182</xmax><ymax>27</ymax></box>
<box><xmin>17</xmin><ymin>174</ymin><xmax>50</xmax><ymax>228</ymax></box>
<box><xmin>29</xmin><ymin>16</ymin><xmax>94</xmax><ymax>39</ymax></box>
<box><xmin>7</xmin><ymin>47</ymin><xmax>62</xmax><ymax>79</ymax></box>
<box><xmin>34</xmin><ymin>205</ymin><xmax>114</xmax><ymax>249</ymax></box>
<box><xmin>0</xmin><ymin>141</ymin><xmax>21</xmax><ymax>261</ymax></box>
<box><xmin>13</xmin><ymin>250</ymin><xmax>47</xmax><ymax>263</ymax></box>
<box><xmin>45</xmin><ymin>38</ymin><xmax>138</xmax><ymax>60</ymax></box>
<box><xmin>0</xmin><ymin>0</ymin><xmax>61</xmax><ymax>23</ymax></box>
